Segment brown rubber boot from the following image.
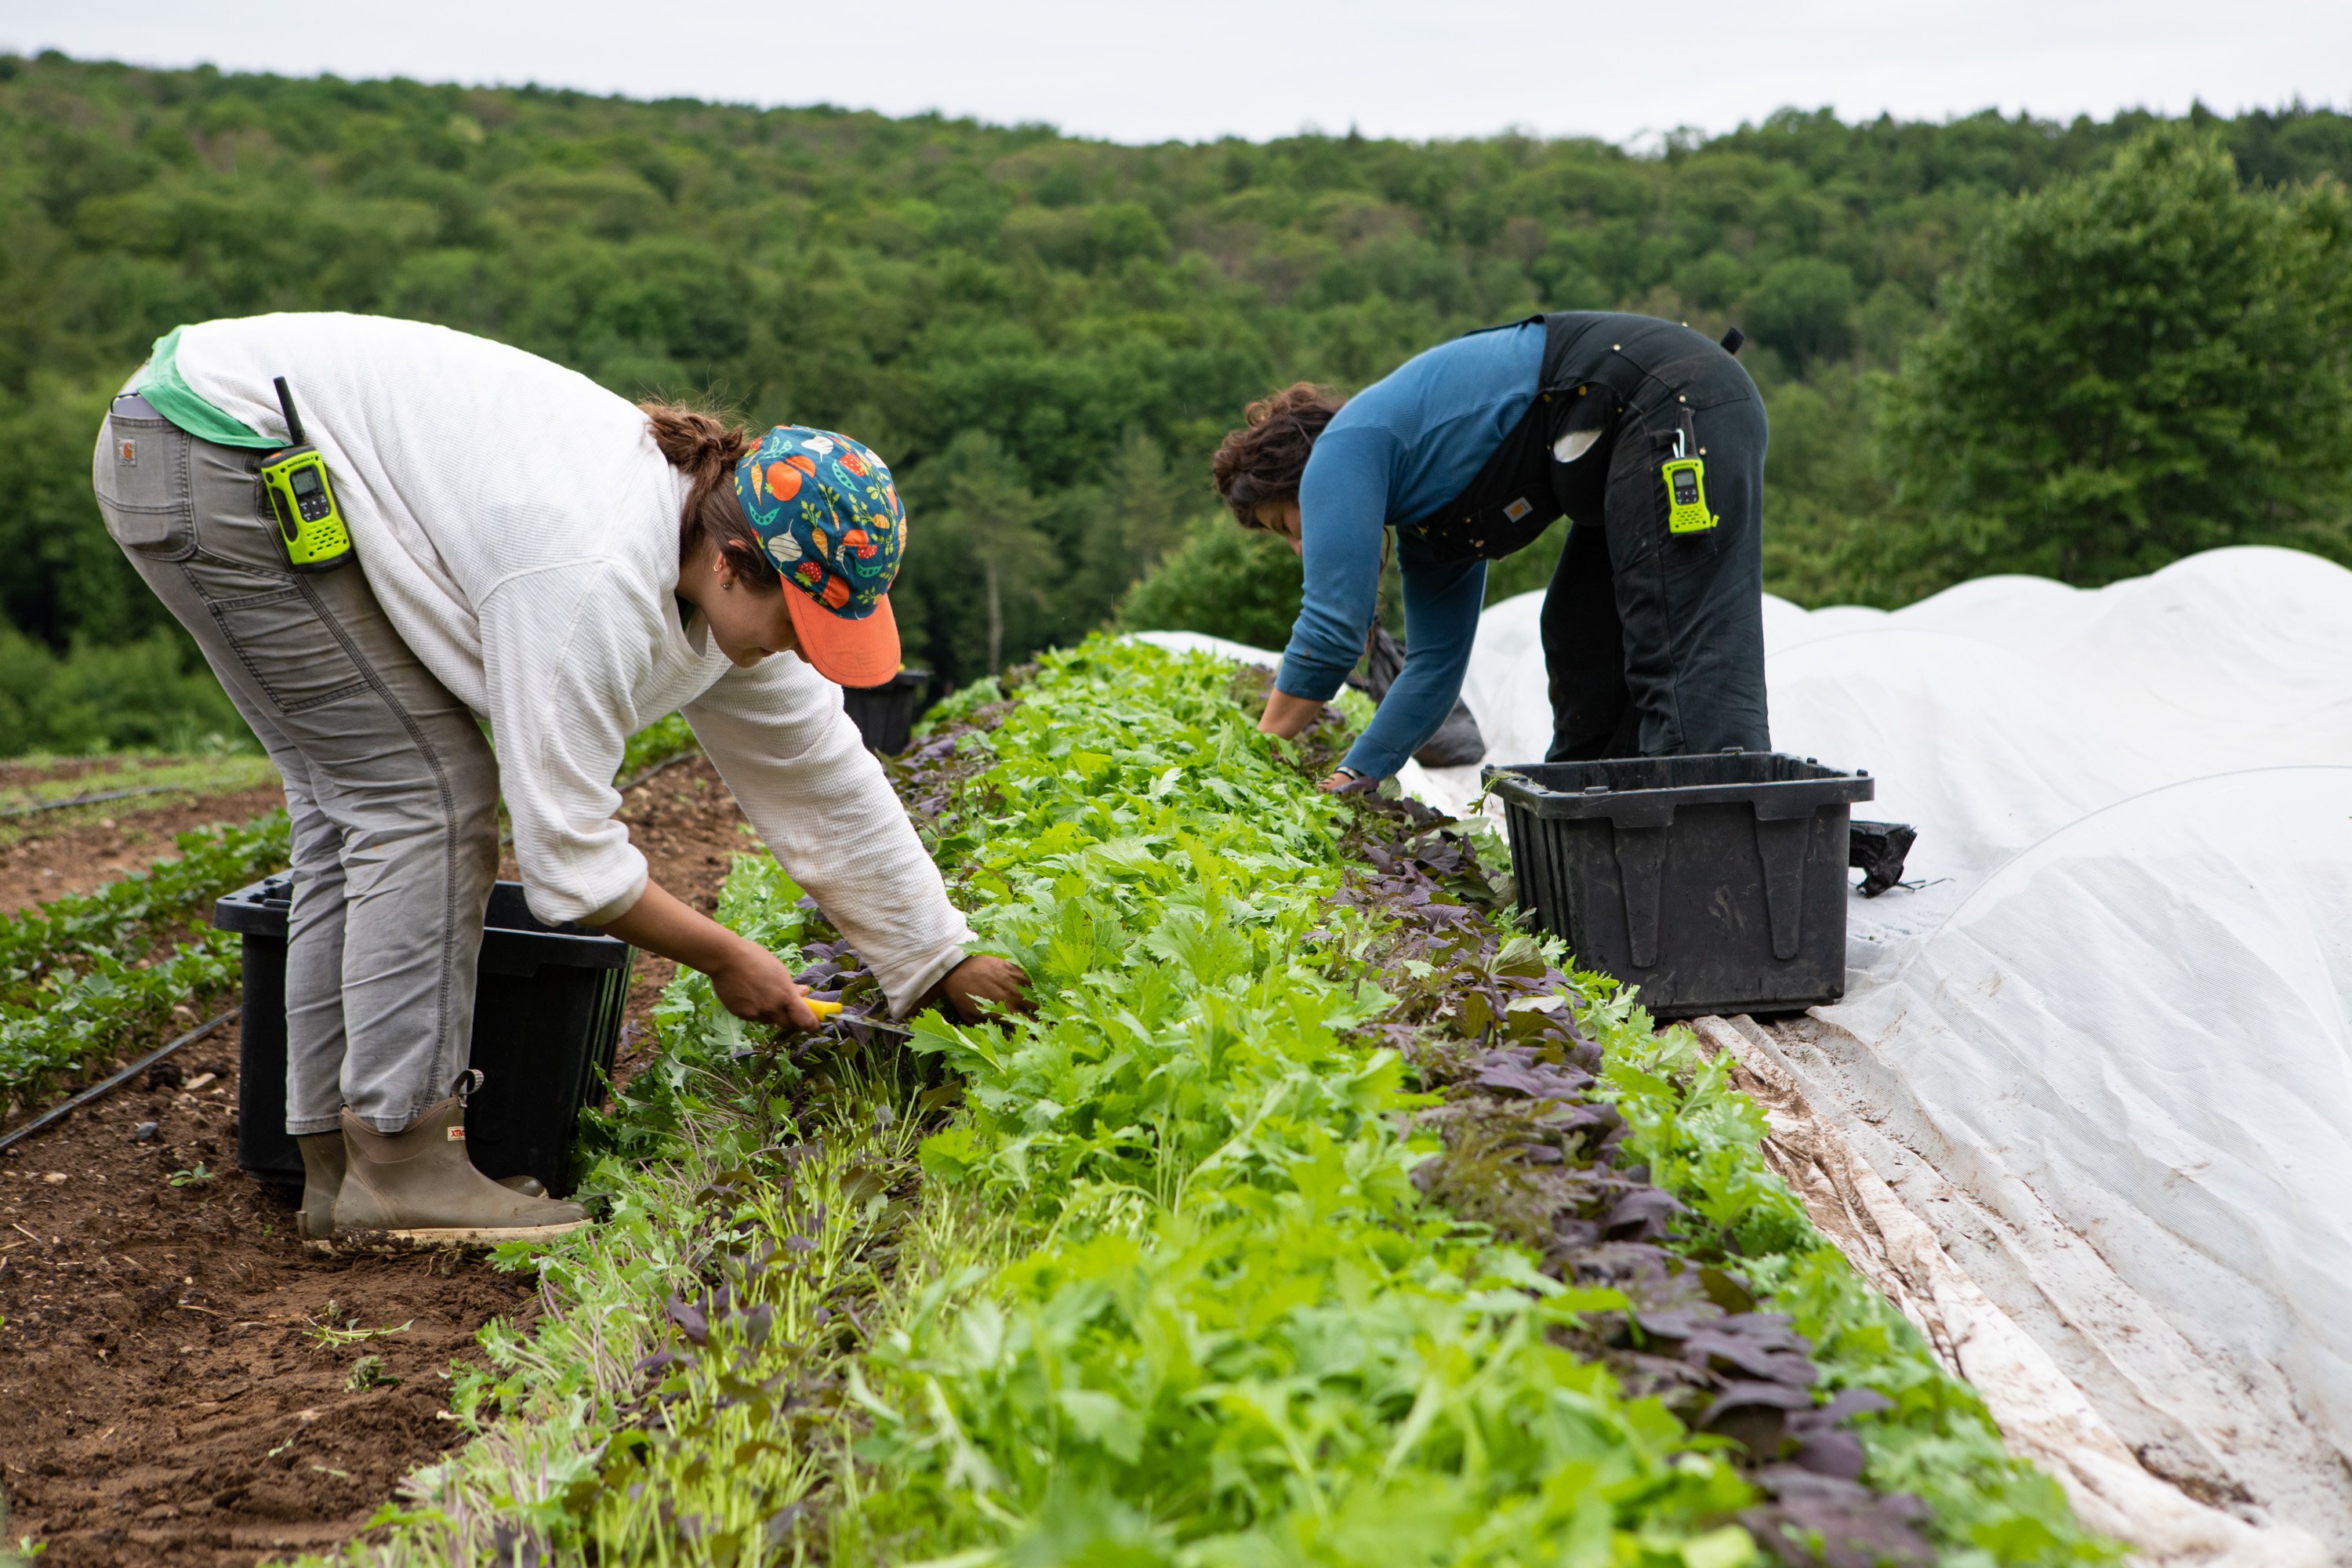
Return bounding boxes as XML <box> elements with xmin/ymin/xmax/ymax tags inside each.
<box><xmin>296</xmin><ymin>1132</ymin><xmax>345</xmax><ymax>1244</ymax></box>
<box><xmin>334</xmin><ymin>1091</ymin><xmax>586</xmax><ymax>1247</ymax></box>
<box><xmin>299</xmin><ymin>1130</ymin><xmax>546</xmax><ymax>1250</ymax></box>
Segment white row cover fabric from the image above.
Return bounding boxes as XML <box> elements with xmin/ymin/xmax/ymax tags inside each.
<box><xmin>1123</xmin><ymin>630</ymin><xmax>1287</xmax><ymax>668</ymax></box>
<box><xmin>1804</xmin><ymin>768</ymin><xmax>2351</xmax><ymax>1559</ymax></box>
<box><xmin>1138</xmin><ymin>544</ymin><xmax>2352</xmax><ymax>1558</ymax></box>
<box><xmin>1690</xmin><ymin>1014</ymin><xmax>2321</xmax><ymax>1568</ymax></box>
<box><xmin>1464</xmin><ymin>548</ymin><xmax>2352</xmax><ymax>1558</ymax></box>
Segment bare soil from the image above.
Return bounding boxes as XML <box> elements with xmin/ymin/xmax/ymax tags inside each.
<box><xmin>0</xmin><ymin>788</ymin><xmax>290</xmax><ymax>920</ymax></box>
<box><xmin>0</xmin><ymin>756</ymin><xmax>753</xmax><ymax>1565</ymax></box>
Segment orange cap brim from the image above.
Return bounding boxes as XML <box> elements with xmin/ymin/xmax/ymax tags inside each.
<box><xmin>786</xmin><ymin>590</ymin><xmax>902</xmax><ymax>688</ymax></box>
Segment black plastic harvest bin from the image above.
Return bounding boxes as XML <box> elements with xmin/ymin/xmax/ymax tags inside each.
<box><xmin>1483</xmin><ymin>752</ymin><xmax>1873</xmax><ymax>1018</ymax></box>
<box><xmin>842</xmin><ymin>668</ymin><xmax>931</xmax><ymax>756</ymax></box>
<box><xmin>212</xmin><ymin>875</ymin><xmax>634</xmax><ymax>1197</ymax></box>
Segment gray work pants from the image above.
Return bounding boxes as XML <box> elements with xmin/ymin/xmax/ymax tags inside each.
<box><xmin>91</xmin><ymin>394</ymin><xmax>499</xmax><ymax>1135</ymax></box>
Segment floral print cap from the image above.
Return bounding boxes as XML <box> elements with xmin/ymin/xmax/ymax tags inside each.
<box><xmin>733</xmin><ymin>425</ymin><xmax>904</xmax><ymax>687</ymax></box>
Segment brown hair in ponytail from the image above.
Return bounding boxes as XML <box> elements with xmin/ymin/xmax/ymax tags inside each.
<box><xmin>1210</xmin><ymin>382</ymin><xmax>1344</xmax><ymax>528</ymax></box>
<box><xmin>641</xmin><ymin>402</ymin><xmax>780</xmax><ymax>594</ymax></box>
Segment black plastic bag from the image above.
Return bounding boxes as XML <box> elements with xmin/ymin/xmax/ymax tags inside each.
<box><xmin>1849</xmin><ymin>820</ymin><xmax>1918</xmax><ymax>898</ymax></box>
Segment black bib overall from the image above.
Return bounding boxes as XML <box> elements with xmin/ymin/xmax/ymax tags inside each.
<box><xmin>1396</xmin><ymin>312</ymin><xmax>1769</xmax><ymax>760</ymax></box>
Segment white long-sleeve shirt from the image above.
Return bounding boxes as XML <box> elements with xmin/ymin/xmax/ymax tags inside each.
<box><xmin>163</xmin><ymin>312</ymin><xmax>974</xmax><ymax>1014</ymax></box>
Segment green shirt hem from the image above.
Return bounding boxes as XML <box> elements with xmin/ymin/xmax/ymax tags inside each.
<box><xmin>132</xmin><ymin>327</ymin><xmax>279</xmax><ymax>450</ymax></box>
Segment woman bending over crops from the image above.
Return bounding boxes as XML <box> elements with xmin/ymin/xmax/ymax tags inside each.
<box><xmin>1214</xmin><ymin>312</ymin><xmax>1769</xmax><ymax>787</ymax></box>
<box><xmin>93</xmin><ymin>313</ymin><xmax>1025</xmax><ymax>1249</ymax></box>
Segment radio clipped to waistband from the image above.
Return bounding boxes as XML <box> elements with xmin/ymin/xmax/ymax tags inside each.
<box><xmin>258</xmin><ymin>376</ymin><xmax>354</xmax><ymax>572</ymax></box>
<box><xmin>1661</xmin><ymin>408</ymin><xmax>1718</xmax><ymax>535</ymax></box>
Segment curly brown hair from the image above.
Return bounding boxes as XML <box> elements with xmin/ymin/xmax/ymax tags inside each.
<box><xmin>640</xmin><ymin>401</ymin><xmax>780</xmax><ymax>593</ymax></box>
<box><xmin>1210</xmin><ymin>382</ymin><xmax>1344</xmax><ymax>528</ymax></box>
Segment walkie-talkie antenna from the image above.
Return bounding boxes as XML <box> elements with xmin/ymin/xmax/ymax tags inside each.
<box><xmin>274</xmin><ymin>376</ymin><xmax>306</xmax><ymax>448</ymax></box>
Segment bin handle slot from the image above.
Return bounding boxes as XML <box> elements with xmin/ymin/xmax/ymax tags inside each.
<box><xmin>1753</xmin><ymin>813</ymin><xmax>1810</xmax><ymax>960</ymax></box>
<box><xmin>1610</xmin><ymin>821</ymin><xmax>1668</xmax><ymax>968</ymax></box>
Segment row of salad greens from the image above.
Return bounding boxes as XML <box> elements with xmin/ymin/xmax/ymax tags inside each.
<box><xmin>0</xmin><ymin>808</ymin><xmax>289</xmax><ymax>1114</ymax></box>
<box><xmin>350</xmin><ymin>640</ymin><xmax>2105</xmax><ymax>1567</ymax></box>
<box><xmin>850</xmin><ymin>651</ymin><xmax>1766</xmax><ymax>1565</ymax></box>
<box><xmin>358</xmin><ymin>845</ymin><xmax>946</xmax><ymax>1563</ymax></box>
<box><xmin>0</xmin><ymin>713</ymin><xmax>724</xmax><ymax>1123</ymax></box>
<box><xmin>1592</xmin><ymin>1019</ymin><xmax>2091</xmax><ymax>1562</ymax></box>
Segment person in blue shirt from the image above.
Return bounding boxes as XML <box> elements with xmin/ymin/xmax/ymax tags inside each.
<box><xmin>1213</xmin><ymin>312</ymin><xmax>1769</xmax><ymax>787</ymax></box>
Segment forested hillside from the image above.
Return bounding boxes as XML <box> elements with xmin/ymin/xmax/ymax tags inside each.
<box><xmin>4</xmin><ymin>49</ymin><xmax>2350</xmax><ymax>735</ymax></box>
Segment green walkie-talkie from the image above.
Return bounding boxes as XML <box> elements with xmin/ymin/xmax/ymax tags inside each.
<box><xmin>1661</xmin><ymin>416</ymin><xmax>1718</xmax><ymax>535</ymax></box>
<box><xmin>258</xmin><ymin>376</ymin><xmax>354</xmax><ymax>572</ymax></box>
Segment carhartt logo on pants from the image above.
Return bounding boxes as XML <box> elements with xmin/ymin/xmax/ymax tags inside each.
<box><xmin>117</xmin><ymin>438</ymin><xmax>136</xmax><ymax>465</ymax></box>
<box><xmin>448</xmin><ymin>1126</ymin><xmax>466</xmax><ymax>1141</ymax></box>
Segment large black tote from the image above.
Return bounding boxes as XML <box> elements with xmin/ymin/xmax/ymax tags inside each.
<box><xmin>1484</xmin><ymin>753</ymin><xmax>1872</xmax><ymax>1018</ymax></box>
<box><xmin>214</xmin><ymin>876</ymin><xmax>633</xmax><ymax>1197</ymax></box>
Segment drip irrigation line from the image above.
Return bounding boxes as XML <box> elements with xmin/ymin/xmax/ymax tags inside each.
<box><xmin>0</xmin><ymin>1007</ymin><xmax>240</xmax><ymax>1155</ymax></box>
<box><xmin>0</xmin><ymin>783</ymin><xmax>192</xmax><ymax>819</ymax></box>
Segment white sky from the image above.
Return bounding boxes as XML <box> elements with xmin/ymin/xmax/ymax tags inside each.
<box><xmin>4</xmin><ymin>0</ymin><xmax>2346</xmax><ymax>146</ymax></box>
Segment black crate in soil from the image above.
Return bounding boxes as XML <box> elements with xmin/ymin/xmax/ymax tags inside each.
<box><xmin>841</xmin><ymin>668</ymin><xmax>930</xmax><ymax>755</ymax></box>
<box><xmin>1483</xmin><ymin>753</ymin><xmax>1873</xmax><ymax>1018</ymax></box>
<box><xmin>213</xmin><ymin>875</ymin><xmax>633</xmax><ymax>1197</ymax></box>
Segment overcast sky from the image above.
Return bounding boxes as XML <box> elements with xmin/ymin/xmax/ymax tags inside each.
<box><xmin>5</xmin><ymin>0</ymin><xmax>2345</xmax><ymax>146</ymax></box>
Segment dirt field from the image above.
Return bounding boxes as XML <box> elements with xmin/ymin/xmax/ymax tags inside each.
<box><xmin>0</xmin><ymin>756</ymin><xmax>750</xmax><ymax>1566</ymax></box>
<box><xmin>0</xmin><ymin>787</ymin><xmax>291</xmax><ymax>921</ymax></box>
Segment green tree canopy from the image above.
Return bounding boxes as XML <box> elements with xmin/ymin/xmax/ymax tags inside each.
<box><xmin>1748</xmin><ymin>258</ymin><xmax>1861</xmax><ymax>370</ymax></box>
<box><xmin>5</xmin><ymin>53</ymin><xmax>2352</xmax><ymax>710</ymax></box>
<box><xmin>1115</xmin><ymin>520</ymin><xmax>1305</xmax><ymax>652</ymax></box>
<box><xmin>907</xmin><ymin>430</ymin><xmax>1051</xmax><ymax>677</ymax></box>
<box><xmin>1884</xmin><ymin>125</ymin><xmax>2352</xmax><ymax>584</ymax></box>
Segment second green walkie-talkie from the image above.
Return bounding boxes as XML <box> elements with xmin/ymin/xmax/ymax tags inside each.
<box><xmin>259</xmin><ymin>376</ymin><xmax>354</xmax><ymax>572</ymax></box>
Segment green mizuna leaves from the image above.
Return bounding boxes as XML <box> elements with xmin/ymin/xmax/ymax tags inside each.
<box><xmin>840</xmin><ymin>643</ymin><xmax>1768</xmax><ymax>1566</ymax></box>
<box><xmin>353</xmin><ymin>638</ymin><xmax>2107</xmax><ymax>1568</ymax></box>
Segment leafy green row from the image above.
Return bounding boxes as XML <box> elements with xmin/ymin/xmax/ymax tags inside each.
<box><xmin>619</xmin><ymin>712</ymin><xmax>699</xmax><ymax>783</ymax></box>
<box><xmin>837</xmin><ymin>643</ymin><xmax>1765</xmax><ymax>1566</ymax></box>
<box><xmin>0</xmin><ymin>811</ymin><xmax>290</xmax><ymax>1112</ymax></box>
<box><xmin>358</xmin><ymin>653</ymin><xmax>1760</xmax><ymax>1567</ymax></box>
<box><xmin>0</xmin><ymin>934</ymin><xmax>245</xmax><ymax>1113</ymax></box>
<box><xmin>1582</xmin><ymin>993</ymin><xmax>2110</xmax><ymax>1564</ymax></box>
<box><xmin>0</xmin><ymin>810</ymin><xmax>289</xmax><ymax>1007</ymax></box>
<box><xmin>357</xmin><ymin>641</ymin><xmax>2098</xmax><ymax>1567</ymax></box>
<box><xmin>359</xmin><ymin>851</ymin><xmax>939</xmax><ymax>1564</ymax></box>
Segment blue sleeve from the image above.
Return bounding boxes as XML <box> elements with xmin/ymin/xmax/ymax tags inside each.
<box><xmin>1341</xmin><ymin>557</ymin><xmax>1487</xmax><ymax>779</ymax></box>
<box><xmin>1273</xmin><ymin>425</ymin><xmax>1396</xmax><ymax>703</ymax></box>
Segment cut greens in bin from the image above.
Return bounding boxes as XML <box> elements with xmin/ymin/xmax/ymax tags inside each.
<box><xmin>352</xmin><ymin>640</ymin><xmax>2111</xmax><ymax>1568</ymax></box>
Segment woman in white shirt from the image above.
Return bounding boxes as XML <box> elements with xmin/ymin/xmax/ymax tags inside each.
<box><xmin>94</xmin><ymin>312</ymin><xmax>1024</xmax><ymax>1249</ymax></box>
